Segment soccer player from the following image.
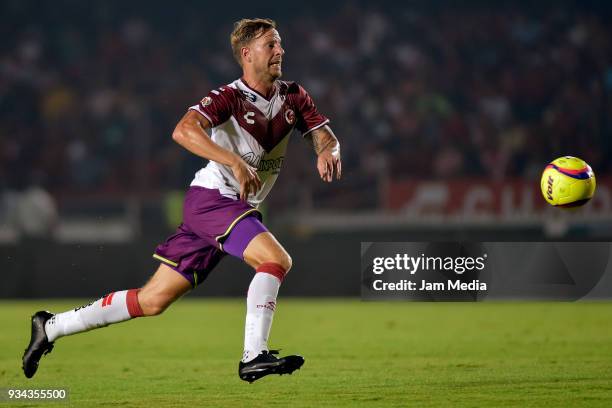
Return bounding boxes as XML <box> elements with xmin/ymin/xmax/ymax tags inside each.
<box><xmin>22</xmin><ymin>18</ymin><xmax>341</xmax><ymax>383</ymax></box>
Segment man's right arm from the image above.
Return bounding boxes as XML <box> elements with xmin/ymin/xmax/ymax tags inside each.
<box><xmin>172</xmin><ymin>110</ymin><xmax>240</xmax><ymax>167</ymax></box>
<box><xmin>172</xmin><ymin>110</ymin><xmax>261</xmax><ymax>201</ymax></box>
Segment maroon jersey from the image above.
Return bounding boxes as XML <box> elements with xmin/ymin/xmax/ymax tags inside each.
<box><xmin>188</xmin><ymin>78</ymin><xmax>329</xmax><ymax>207</ymax></box>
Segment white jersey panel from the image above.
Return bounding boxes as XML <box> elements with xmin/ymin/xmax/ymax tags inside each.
<box><xmin>190</xmin><ymin>115</ymin><xmax>291</xmax><ymax>207</ymax></box>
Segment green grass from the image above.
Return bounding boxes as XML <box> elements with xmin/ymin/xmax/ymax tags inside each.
<box><xmin>1</xmin><ymin>300</ymin><xmax>611</xmax><ymax>407</ymax></box>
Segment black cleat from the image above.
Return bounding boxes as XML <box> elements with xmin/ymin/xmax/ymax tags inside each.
<box><xmin>239</xmin><ymin>350</ymin><xmax>304</xmax><ymax>383</ymax></box>
<box><xmin>22</xmin><ymin>311</ymin><xmax>55</xmax><ymax>378</ymax></box>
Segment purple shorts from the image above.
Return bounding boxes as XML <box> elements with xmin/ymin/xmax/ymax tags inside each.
<box><xmin>153</xmin><ymin>186</ymin><xmax>268</xmax><ymax>287</ymax></box>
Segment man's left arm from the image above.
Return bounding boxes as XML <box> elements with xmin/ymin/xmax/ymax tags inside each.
<box><xmin>306</xmin><ymin>125</ymin><xmax>342</xmax><ymax>182</ymax></box>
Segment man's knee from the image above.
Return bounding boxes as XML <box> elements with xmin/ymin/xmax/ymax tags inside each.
<box><xmin>258</xmin><ymin>252</ymin><xmax>292</xmax><ymax>275</ymax></box>
<box><xmin>138</xmin><ymin>291</ymin><xmax>173</xmax><ymax>316</ymax></box>
<box><xmin>137</xmin><ymin>264</ymin><xmax>192</xmax><ymax>316</ymax></box>
<box><xmin>243</xmin><ymin>232</ymin><xmax>293</xmax><ymax>273</ymax></box>
<box><xmin>278</xmin><ymin>252</ymin><xmax>292</xmax><ymax>273</ymax></box>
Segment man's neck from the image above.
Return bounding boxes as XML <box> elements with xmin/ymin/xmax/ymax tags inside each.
<box><xmin>241</xmin><ymin>75</ymin><xmax>275</xmax><ymax>99</ymax></box>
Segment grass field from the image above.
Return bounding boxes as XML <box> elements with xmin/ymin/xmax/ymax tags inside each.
<box><xmin>1</xmin><ymin>300</ymin><xmax>611</xmax><ymax>407</ymax></box>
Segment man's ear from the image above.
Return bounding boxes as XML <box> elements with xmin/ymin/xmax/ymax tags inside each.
<box><xmin>241</xmin><ymin>46</ymin><xmax>251</xmax><ymax>64</ymax></box>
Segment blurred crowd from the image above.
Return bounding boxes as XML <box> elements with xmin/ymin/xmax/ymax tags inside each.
<box><xmin>1</xmin><ymin>1</ymin><xmax>611</xmax><ymax>209</ymax></box>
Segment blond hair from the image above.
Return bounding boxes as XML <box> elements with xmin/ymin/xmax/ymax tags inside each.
<box><xmin>230</xmin><ymin>18</ymin><xmax>277</xmax><ymax>66</ymax></box>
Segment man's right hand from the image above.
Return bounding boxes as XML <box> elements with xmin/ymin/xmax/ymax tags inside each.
<box><xmin>230</xmin><ymin>158</ymin><xmax>262</xmax><ymax>201</ymax></box>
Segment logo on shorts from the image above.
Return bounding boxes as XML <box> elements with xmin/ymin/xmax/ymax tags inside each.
<box><xmin>285</xmin><ymin>109</ymin><xmax>295</xmax><ymax>125</ymax></box>
<box><xmin>201</xmin><ymin>96</ymin><xmax>212</xmax><ymax>107</ymax></box>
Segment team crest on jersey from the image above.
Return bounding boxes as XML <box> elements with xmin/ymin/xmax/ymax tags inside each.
<box><xmin>285</xmin><ymin>109</ymin><xmax>296</xmax><ymax>125</ymax></box>
<box><xmin>241</xmin><ymin>90</ymin><xmax>257</xmax><ymax>103</ymax></box>
<box><xmin>201</xmin><ymin>96</ymin><xmax>212</xmax><ymax>107</ymax></box>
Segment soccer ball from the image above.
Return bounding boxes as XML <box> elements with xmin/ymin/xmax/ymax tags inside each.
<box><xmin>540</xmin><ymin>156</ymin><xmax>596</xmax><ymax>207</ymax></box>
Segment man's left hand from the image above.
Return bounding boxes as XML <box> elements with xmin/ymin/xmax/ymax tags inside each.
<box><xmin>317</xmin><ymin>146</ymin><xmax>341</xmax><ymax>182</ymax></box>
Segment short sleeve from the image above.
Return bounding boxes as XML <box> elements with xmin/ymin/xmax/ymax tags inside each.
<box><xmin>188</xmin><ymin>87</ymin><xmax>234</xmax><ymax>127</ymax></box>
<box><xmin>294</xmin><ymin>85</ymin><xmax>330</xmax><ymax>135</ymax></box>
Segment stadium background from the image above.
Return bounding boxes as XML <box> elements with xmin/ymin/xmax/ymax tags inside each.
<box><xmin>1</xmin><ymin>0</ymin><xmax>611</xmax><ymax>298</ymax></box>
<box><xmin>1</xmin><ymin>2</ymin><xmax>611</xmax><ymax>407</ymax></box>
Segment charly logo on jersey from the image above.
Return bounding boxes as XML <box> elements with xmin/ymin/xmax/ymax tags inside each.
<box><xmin>285</xmin><ymin>108</ymin><xmax>296</xmax><ymax>125</ymax></box>
<box><xmin>201</xmin><ymin>96</ymin><xmax>212</xmax><ymax>106</ymax></box>
<box><xmin>241</xmin><ymin>152</ymin><xmax>284</xmax><ymax>174</ymax></box>
<box><xmin>241</xmin><ymin>90</ymin><xmax>257</xmax><ymax>103</ymax></box>
<box><xmin>243</xmin><ymin>111</ymin><xmax>256</xmax><ymax>125</ymax></box>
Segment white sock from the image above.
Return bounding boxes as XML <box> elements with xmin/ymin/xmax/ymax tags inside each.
<box><xmin>242</xmin><ymin>269</ymin><xmax>283</xmax><ymax>363</ymax></box>
<box><xmin>44</xmin><ymin>289</ymin><xmax>143</xmax><ymax>342</ymax></box>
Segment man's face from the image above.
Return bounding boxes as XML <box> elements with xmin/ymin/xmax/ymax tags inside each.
<box><xmin>244</xmin><ymin>28</ymin><xmax>284</xmax><ymax>80</ymax></box>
